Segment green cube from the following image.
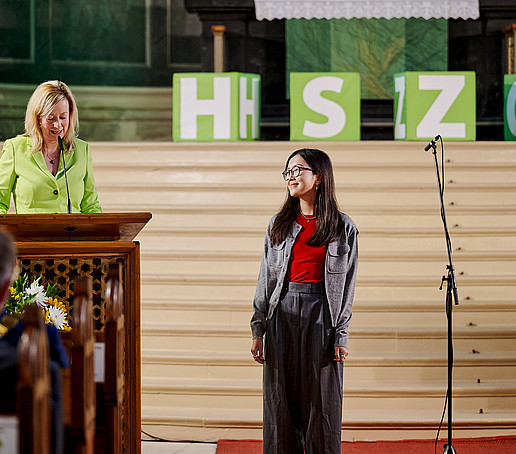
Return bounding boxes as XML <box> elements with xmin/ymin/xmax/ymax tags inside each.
<box><xmin>394</xmin><ymin>71</ymin><xmax>476</xmax><ymax>141</ymax></box>
<box><xmin>504</xmin><ymin>74</ymin><xmax>516</xmax><ymax>141</ymax></box>
<box><xmin>290</xmin><ymin>72</ymin><xmax>360</xmax><ymax>141</ymax></box>
<box><xmin>173</xmin><ymin>72</ymin><xmax>261</xmax><ymax>142</ymax></box>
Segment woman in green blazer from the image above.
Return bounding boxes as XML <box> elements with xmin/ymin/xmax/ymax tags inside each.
<box><xmin>0</xmin><ymin>80</ymin><xmax>102</xmax><ymax>214</ymax></box>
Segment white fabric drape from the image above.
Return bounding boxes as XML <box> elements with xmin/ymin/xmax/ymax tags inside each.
<box><xmin>254</xmin><ymin>0</ymin><xmax>480</xmax><ymax>21</ymax></box>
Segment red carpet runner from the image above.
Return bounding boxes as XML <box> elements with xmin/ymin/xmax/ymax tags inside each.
<box><xmin>217</xmin><ymin>436</ymin><xmax>516</xmax><ymax>453</ymax></box>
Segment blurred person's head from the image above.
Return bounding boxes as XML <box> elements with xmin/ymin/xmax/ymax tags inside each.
<box><xmin>0</xmin><ymin>229</ymin><xmax>17</xmax><ymax>309</ymax></box>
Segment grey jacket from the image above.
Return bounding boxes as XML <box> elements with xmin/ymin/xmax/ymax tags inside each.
<box><xmin>250</xmin><ymin>212</ymin><xmax>358</xmax><ymax>348</ymax></box>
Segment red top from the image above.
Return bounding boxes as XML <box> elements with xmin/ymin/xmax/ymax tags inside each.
<box><xmin>287</xmin><ymin>214</ymin><xmax>327</xmax><ymax>283</ymax></box>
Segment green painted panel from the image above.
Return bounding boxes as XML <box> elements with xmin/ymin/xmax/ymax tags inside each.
<box><xmin>0</xmin><ymin>0</ymin><xmax>201</xmax><ymax>87</ymax></box>
<box><xmin>51</xmin><ymin>0</ymin><xmax>146</xmax><ymax>64</ymax></box>
<box><xmin>0</xmin><ymin>0</ymin><xmax>32</xmax><ymax>60</ymax></box>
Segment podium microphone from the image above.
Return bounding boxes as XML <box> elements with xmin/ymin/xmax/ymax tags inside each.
<box><xmin>58</xmin><ymin>136</ymin><xmax>72</xmax><ymax>214</ymax></box>
<box><xmin>424</xmin><ymin>135</ymin><xmax>441</xmax><ymax>152</ymax></box>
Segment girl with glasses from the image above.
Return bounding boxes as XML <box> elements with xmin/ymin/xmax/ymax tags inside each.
<box><xmin>250</xmin><ymin>148</ymin><xmax>358</xmax><ymax>453</ymax></box>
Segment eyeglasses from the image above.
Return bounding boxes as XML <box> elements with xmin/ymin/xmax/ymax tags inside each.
<box><xmin>282</xmin><ymin>166</ymin><xmax>314</xmax><ymax>181</ymax></box>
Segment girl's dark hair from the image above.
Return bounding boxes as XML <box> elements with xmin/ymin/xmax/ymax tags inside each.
<box><xmin>270</xmin><ymin>148</ymin><xmax>344</xmax><ymax>247</ymax></box>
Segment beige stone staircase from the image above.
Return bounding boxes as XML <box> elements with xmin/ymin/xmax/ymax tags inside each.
<box><xmin>89</xmin><ymin>141</ymin><xmax>516</xmax><ymax>441</ymax></box>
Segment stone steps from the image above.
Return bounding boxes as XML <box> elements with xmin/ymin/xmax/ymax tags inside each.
<box><xmin>86</xmin><ymin>141</ymin><xmax>516</xmax><ymax>440</ymax></box>
<box><xmin>140</xmin><ymin>321</ymin><xmax>516</xmax><ymax>353</ymax></box>
<box><xmin>141</xmin><ymin>349</ymin><xmax>516</xmax><ymax>382</ymax></box>
<box><xmin>141</xmin><ymin>296</ymin><xmax>516</xmax><ymax>327</ymax></box>
<box><xmin>140</xmin><ymin>405</ymin><xmax>516</xmax><ymax>442</ymax></box>
<box><xmin>141</xmin><ymin>377</ymin><xmax>516</xmax><ymax>413</ymax></box>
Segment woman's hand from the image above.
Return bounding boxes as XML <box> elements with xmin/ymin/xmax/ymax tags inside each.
<box><xmin>334</xmin><ymin>346</ymin><xmax>349</xmax><ymax>362</ymax></box>
<box><xmin>251</xmin><ymin>337</ymin><xmax>265</xmax><ymax>364</ymax></box>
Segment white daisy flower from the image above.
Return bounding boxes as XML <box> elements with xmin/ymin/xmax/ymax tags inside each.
<box><xmin>25</xmin><ymin>280</ymin><xmax>49</xmax><ymax>307</ymax></box>
<box><xmin>46</xmin><ymin>305</ymin><xmax>69</xmax><ymax>330</ymax></box>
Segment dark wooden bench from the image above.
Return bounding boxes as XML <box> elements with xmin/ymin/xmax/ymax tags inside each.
<box><xmin>103</xmin><ymin>262</ymin><xmax>125</xmax><ymax>454</ymax></box>
<box><xmin>61</xmin><ymin>264</ymin><xmax>126</xmax><ymax>454</ymax></box>
<box><xmin>17</xmin><ymin>304</ymin><xmax>52</xmax><ymax>454</ymax></box>
<box><xmin>68</xmin><ymin>277</ymin><xmax>96</xmax><ymax>454</ymax></box>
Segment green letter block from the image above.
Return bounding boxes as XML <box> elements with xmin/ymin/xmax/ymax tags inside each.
<box><xmin>173</xmin><ymin>72</ymin><xmax>260</xmax><ymax>142</ymax></box>
<box><xmin>394</xmin><ymin>71</ymin><xmax>476</xmax><ymax>141</ymax></box>
<box><xmin>504</xmin><ymin>74</ymin><xmax>516</xmax><ymax>141</ymax></box>
<box><xmin>290</xmin><ymin>72</ymin><xmax>360</xmax><ymax>141</ymax></box>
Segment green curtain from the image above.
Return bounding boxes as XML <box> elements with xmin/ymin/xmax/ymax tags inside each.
<box><xmin>286</xmin><ymin>18</ymin><xmax>448</xmax><ymax>99</ymax></box>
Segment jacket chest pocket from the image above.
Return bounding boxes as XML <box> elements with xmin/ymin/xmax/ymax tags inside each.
<box><xmin>326</xmin><ymin>242</ymin><xmax>350</xmax><ymax>274</ymax></box>
<box><xmin>267</xmin><ymin>241</ymin><xmax>286</xmax><ymax>268</ymax></box>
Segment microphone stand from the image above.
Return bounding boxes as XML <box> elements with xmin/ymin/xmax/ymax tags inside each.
<box><xmin>428</xmin><ymin>138</ymin><xmax>459</xmax><ymax>454</ymax></box>
<box><xmin>58</xmin><ymin>136</ymin><xmax>72</xmax><ymax>214</ymax></box>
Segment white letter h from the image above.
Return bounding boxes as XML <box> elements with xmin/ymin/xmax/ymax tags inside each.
<box><xmin>180</xmin><ymin>77</ymin><xmax>231</xmax><ymax>140</ymax></box>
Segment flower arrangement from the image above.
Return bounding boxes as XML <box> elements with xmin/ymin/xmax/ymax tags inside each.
<box><xmin>6</xmin><ymin>274</ymin><xmax>71</xmax><ymax>331</ymax></box>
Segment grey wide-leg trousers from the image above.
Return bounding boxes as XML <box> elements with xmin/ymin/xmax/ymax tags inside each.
<box><xmin>263</xmin><ymin>282</ymin><xmax>343</xmax><ymax>454</ymax></box>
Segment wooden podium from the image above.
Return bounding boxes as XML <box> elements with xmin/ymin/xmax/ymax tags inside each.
<box><xmin>0</xmin><ymin>213</ymin><xmax>152</xmax><ymax>454</ymax></box>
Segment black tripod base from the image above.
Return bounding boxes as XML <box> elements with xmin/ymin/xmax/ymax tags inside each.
<box><xmin>443</xmin><ymin>444</ymin><xmax>457</xmax><ymax>453</ymax></box>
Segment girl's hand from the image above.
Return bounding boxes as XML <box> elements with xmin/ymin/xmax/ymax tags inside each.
<box><xmin>251</xmin><ymin>337</ymin><xmax>265</xmax><ymax>364</ymax></box>
<box><xmin>334</xmin><ymin>346</ymin><xmax>348</xmax><ymax>362</ymax></box>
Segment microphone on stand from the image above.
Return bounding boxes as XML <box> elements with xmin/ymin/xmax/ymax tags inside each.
<box><xmin>58</xmin><ymin>136</ymin><xmax>72</xmax><ymax>214</ymax></box>
<box><xmin>424</xmin><ymin>135</ymin><xmax>441</xmax><ymax>152</ymax></box>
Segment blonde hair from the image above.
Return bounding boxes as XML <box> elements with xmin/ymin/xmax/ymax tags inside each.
<box><xmin>22</xmin><ymin>80</ymin><xmax>79</xmax><ymax>153</ymax></box>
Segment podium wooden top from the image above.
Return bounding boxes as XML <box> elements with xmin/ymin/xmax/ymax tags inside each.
<box><xmin>0</xmin><ymin>212</ymin><xmax>152</xmax><ymax>242</ymax></box>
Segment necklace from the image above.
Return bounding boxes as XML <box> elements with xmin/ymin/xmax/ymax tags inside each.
<box><xmin>300</xmin><ymin>212</ymin><xmax>316</xmax><ymax>222</ymax></box>
<box><xmin>44</xmin><ymin>150</ymin><xmax>59</xmax><ymax>165</ymax></box>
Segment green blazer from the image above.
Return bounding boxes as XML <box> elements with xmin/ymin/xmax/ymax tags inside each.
<box><xmin>0</xmin><ymin>136</ymin><xmax>102</xmax><ymax>214</ymax></box>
